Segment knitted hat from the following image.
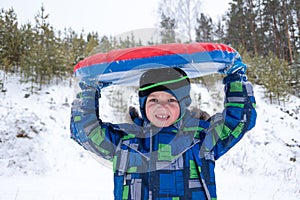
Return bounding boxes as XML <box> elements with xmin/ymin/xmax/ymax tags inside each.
<box><xmin>138</xmin><ymin>67</ymin><xmax>191</xmax><ymax>123</ymax></box>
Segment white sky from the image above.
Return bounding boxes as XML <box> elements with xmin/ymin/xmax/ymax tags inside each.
<box><xmin>1</xmin><ymin>0</ymin><xmax>231</xmax><ymax>36</ymax></box>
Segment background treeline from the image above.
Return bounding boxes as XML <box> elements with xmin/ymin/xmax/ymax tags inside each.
<box><xmin>0</xmin><ymin>6</ymin><xmax>143</xmax><ymax>92</ymax></box>
<box><xmin>0</xmin><ymin>0</ymin><xmax>299</xmax><ymax>104</ymax></box>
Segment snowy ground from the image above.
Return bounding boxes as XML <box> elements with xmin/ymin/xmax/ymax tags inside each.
<box><xmin>0</xmin><ymin>71</ymin><xmax>299</xmax><ymax>200</ymax></box>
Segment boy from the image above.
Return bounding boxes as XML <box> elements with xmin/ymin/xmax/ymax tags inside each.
<box><xmin>71</xmin><ymin>66</ymin><xmax>256</xmax><ymax>199</ymax></box>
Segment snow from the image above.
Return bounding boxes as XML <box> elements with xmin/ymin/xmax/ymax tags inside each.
<box><xmin>0</xmin><ymin>71</ymin><xmax>299</xmax><ymax>200</ymax></box>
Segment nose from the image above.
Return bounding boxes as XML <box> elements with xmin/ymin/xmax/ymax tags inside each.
<box><xmin>157</xmin><ymin>101</ymin><xmax>169</xmax><ymax>108</ymax></box>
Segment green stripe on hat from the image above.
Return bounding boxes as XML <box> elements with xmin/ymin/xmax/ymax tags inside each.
<box><xmin>139</xmin><ymin>76</ymin><xmax>189</xmax><ymax>91</ymax></box>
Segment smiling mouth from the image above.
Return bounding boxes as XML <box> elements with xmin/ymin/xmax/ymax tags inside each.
<box><xmin>155</xmin><ymin>114</ymin><xmax>169</xmax><ymax>120</ymax></box>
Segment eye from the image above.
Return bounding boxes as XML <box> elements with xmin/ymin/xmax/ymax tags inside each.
<box><xmin>148</xmin><ymin>98</ymin><xmax>158</xmax><ymax>103</ymax></box>
<box><xmin>168</xmin><ymin>98</ymin><xmax>178</xmax><ymax>103</ymax></box>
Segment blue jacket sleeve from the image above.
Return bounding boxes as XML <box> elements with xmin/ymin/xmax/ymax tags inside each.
<box><xmin>70</xmin><ymin>87</ymin><xmax>125</xmax><ymax>161</ymax></box>
<box><xmin>202</xmin><ymin>74</ymin><xmax>257</xmax><ymax>160</ymax></box>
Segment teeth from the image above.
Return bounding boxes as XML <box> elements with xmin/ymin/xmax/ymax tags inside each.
<box><xmin>156</xmin><ymin>114</ymin><xmax>168</xmax><ymax>119</ymax></box>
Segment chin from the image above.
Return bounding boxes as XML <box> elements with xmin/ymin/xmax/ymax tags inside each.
<box><xmin>152</xmin><ymin>121</ymin><xmax>173</xmax><ymax>128</ymax></box>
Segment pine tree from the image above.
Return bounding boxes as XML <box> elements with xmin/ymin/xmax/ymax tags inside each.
<box><xmin>95</xmin><ymin>35</ymin><xmax>113</xmax><ymax>53</ymax></box>
<box><xmin>85</xmin><ymin>32</ymin><xmax>99</xmax><ymax>56</ymax></box>
<box><xmin>195</xmin><ymin>13</ymin><xmax>213</xmax><ymax>42</ymax></box>
<box><xmin>33</xmin><ymin>5</ymin><xmax>61</xmax><ymax>87</ymax></box>
<box><xmin>0</xmin><ymin>9</ymin><xmax>6</xmax><ymax>70</ymax></box>
<box><xmin>60</xmin><ymin>28</ymin><xmax>86</xmax><ymax>68</ymax></box>
<box><xmin>264</xmin><ymin>52</ymin><xmax>292</xmax><ymax>104</ymax></box>
<box><xmin>19</xmin><ymin>23</ymin><xmax>36</xmax><ymax>85</ymax></box>
<box><xmin>245</xmin><ymin>50</ymin><xmax>292</xmax><ymax>104</ymax></box>
<box><xmin>225</xmin><ymin>0</ymin><xmax>246</xmax><ymax>47</ymax></box>
<box><xmin>0</xmin><ymin>8</ymin><xmax>22</xmax><ymax>72</ymax></box>
<box><xmin>244</xmin><ymin>0</ymin><xmax>259</xmax><ymax>55</ymax></box>
<box><xmin>214</xmin><ymin>19</ymin><xmax>226</xmax><ymax>43</ymax></box>
<box><xmin>255</xmin><ymin>0</ymin><xmax>269</xmax><ymax>56</ymax></box>
<box><xmin>160</xmin><ymin>13</ymin><xmax>176</xmax><ymax>43</ymax></box>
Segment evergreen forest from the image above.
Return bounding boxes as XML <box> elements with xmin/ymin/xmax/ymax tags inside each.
<box><xmin>0</xmin><ymin>0</ymin><xmax>299</xmax><ymax>104</ymax></box>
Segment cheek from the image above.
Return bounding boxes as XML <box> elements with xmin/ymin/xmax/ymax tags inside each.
<box><xmin>170</xmin><ymin>104</ymin><xmax>180</xmax><ymax>119</ymax></box>
<box><xmin>145</xmin><ymin>103</ymin><xmax>154</xmax><ymax>119</ymax></box>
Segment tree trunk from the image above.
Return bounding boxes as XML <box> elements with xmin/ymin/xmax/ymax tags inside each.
<box><xmin>282</xmin><ymin>0</ymin><xmax>293</xmax><ymax>63</ymax></box>
<box><xmin>249</xmin><ymin>0</ymin><xmax>258</xmax><ymax>55</ymax></box>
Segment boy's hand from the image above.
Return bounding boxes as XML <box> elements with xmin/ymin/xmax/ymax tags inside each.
<box><xmin>79</xmin><ymin>79</ymin><xmax>111</xmax><ymax>94</ymax></box>
<box><xmin>129</xmin><ymin>106</ymin><xmax>140</xmax><ymax>121</ymax></box>
<box><xmin>219</xmin><ymin>60</ymin><xmax>247</xmax><ymax>75</ymax></box>
<box><xmin>190</xmin><ymin>107</ymin><xmax>211</xmax><ymax>121</ymax></box>
<box><xmin>220</xmin><ymin>60</ymin><xmax>248</xmax><ymax>83</ymax></box>
<box><xmin>70</xmin><ymin>79</ymin><xmax>111</xmax><ymax>145</ymax></box>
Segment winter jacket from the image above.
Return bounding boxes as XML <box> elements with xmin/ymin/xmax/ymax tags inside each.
<box><xmin>70</xmin><ymin>77</ymin><xmax>257</xmax><ymax>200</ymax></box>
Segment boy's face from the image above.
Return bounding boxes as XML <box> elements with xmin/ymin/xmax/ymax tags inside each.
<box><xmin>145</xmin><ymin>91</ymin><xmax>180</xmax><ymax>127</ymax></box>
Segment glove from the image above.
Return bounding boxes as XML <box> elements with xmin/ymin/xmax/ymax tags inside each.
<box><xmin>220</xmin><ymin>60</ymin><xmax>248</xmax><ymax>83</ymax></box>
<box><xmin>129</xmin><ymin>106</ymin><xmax>143</xmax><ymax>126</ymax></box>
<box><xmin>79</xmin><ymin>78</ymin><xmax>111</xmax><ymax>94</ymax></box>
<box><xmin>218</xmin><ymin>53</ymin><xmax>248</xmax><ymax>82</ymax></box>
<box><xmin>219</xmin><ymin>61</ymin><xmax>247</xmax><ymax>75</ymax></box>
<box><xmin>129</xmin><ymin>106</ymin><xmax>140</xmax><ymax>121</ymax></box>
<box><xmin>70</xmin><ymin>90</ymin><xmax>98</xmax><ymax>144</ymax></box>
<box><xmin>70</xmin><ymin>79</ymin><xmax>111</xmax><ymax>144</ymax></box>
<box><xmin>75</xmin><ymin>79</ymin><xmax>112</xmax><ymax>113</ymax></box>
<box><xmin>190</xmin><ymin>107</ymin><xmax>211</xmax><ymax>121</ymax></box>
